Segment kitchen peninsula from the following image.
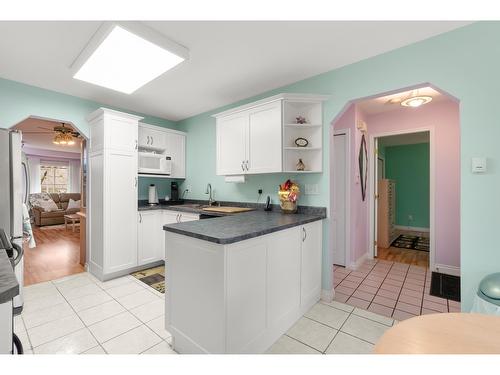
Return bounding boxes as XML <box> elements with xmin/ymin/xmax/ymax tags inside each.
<box><xmin>163</xmin><ymin>206</ymin><xmax>326</xmax><ymax>354</ymax></box>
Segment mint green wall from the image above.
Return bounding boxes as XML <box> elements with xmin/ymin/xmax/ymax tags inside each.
<box><xmin>138</xmin><ymin>177</ymin><xmax>185</xmax><ymax>201</ymax></box>
<box><xmin>0</xmin><ymin>77</ymin><xmax>179</xmax><ymax>201</ymax></box>
<box><xmin>385</xmin><ymin>143</ymin><xmax>430</xmax><ymax>228</ymax></box>
<box><xmin>178</xmin><ymin>22</ymin><xmax>500</xmax><ymax>310</ymax></box>
<box><xmin>3</xmin><ymin>22</ymin><xmax>500</xmax><ymax>309</ymax></box>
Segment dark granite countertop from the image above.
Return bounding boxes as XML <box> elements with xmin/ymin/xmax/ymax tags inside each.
<box><xmin>163</xmin><ymin>209</ymin><xmax>326</xmax><ymax>244</ymax></box>
<box><xmin>138</xmin><ymin>202</ymin><xmax>226</xmax><ymax>217</ymax></box>
<box><xmin>0</xmin><ymin>249</ymin><xmax>19</xmax><ymax>304</ymax></box>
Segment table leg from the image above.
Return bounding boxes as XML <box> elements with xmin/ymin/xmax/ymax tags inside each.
<box><xmin>72</xmin><ymin>220</ymin><xmax>76</xmax><ymax>233</ymax></box>
<box><xmin>65</xmin><ymin>218</ymin><xmax>68</xmax><ymax>230</ymax></box>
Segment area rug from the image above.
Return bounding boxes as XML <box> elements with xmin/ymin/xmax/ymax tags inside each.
<box><xmin>391</xmin><ymin>234</ymin><xmax>429</xmax><ymax>252</ymax></box>
<box><xmin>131</xmin><ymin>266</ymin><xmax>165</xmax><ymax>294</ymax></box>
<box><xmin>430</xmin><ymin>272</ymin><xmax>460</xmax><ymax>302</ymax></box>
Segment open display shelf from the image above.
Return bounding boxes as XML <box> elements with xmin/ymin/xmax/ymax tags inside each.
<box><xmin>283</xmin><ymin>100</ymin><xmax>323</xmax><ymax>173</ymax></box>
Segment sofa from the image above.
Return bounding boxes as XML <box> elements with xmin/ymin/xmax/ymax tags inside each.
<box><xmin>30</xmin><ymin>193</ymin><xmax>81</xmax><ymax>226</ymax></box>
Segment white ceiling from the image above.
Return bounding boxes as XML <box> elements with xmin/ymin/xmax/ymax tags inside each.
<box><xmin>356</xmin><ymin>86</ymin><xmax>449</xmax><ymax>116</ymax></box>
<box><xmin>13</xmin><ymin>117</ymin><xmax>82</xmax><ymax>154</ymax></box>
<box><xmin>0</xmin><ymin>21</ymin><xmax>471</xmax><ymax>121</ymax></box>
<box><xmin>378</xmin><ymin>131</ymin><xmax>430</xmax><ymax>147</ymax></box>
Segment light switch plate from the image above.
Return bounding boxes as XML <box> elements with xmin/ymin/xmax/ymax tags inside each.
<box><xmin>471</xmin><ymin>157</ymin><xmax>487</xmax><ymax>173</ymax></box>
<box><xmin>305</xmin><ymin>184</ymin><xmax>319</xmax><ymax>195</ymax></box>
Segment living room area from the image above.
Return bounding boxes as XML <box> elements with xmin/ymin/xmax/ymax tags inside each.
<box><xmin>12</xmin><ymin>116</ymin><xmax>87</xmax><ymax>286</ymax></box>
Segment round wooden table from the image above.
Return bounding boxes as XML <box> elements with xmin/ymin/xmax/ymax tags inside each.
<box><xmin>374</xmin><ymin>313</ymin><xmax>500</xmax><ymax>354</ymax></box>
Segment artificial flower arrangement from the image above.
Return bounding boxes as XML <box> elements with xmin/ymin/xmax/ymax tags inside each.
<box><xmin>278</xmin><ymin>179</ymin><xmax>300</xmax><ymax>213</ymax></box>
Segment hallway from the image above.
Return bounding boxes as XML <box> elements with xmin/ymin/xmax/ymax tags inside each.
<box><xmin>333</xmin><ymin>259</ymin><xmax>460</xmax><ymax>321</ymax></box>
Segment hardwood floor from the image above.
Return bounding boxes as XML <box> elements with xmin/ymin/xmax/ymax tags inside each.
<box><xmin>24</xmin><ymin>224</ymin><xmax>84</xmax><ymax>286</ymax></box>
<box><xmin>376</xmin><ymin>246</ymin><xmax>429</xmax><ymax>267</ymax></box>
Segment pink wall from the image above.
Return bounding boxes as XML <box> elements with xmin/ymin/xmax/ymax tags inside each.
<box><xmin>333</xmin><ymin>105</ymin><xmax>369</xmax><ymax>265</ymax></box>
<box><xmin>334</xmin><ymin>99</ymin><xmax>460</xmax><ymax>269</ymax></box>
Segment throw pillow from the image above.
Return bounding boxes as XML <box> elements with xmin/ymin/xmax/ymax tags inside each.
<box><xmin>67</xmin><ymin>199</ymin><xmax>81</xmax><ymax>211</ymax></box>
<box><xmin>38</xmin><ymin>199</ymin><xmax>59</xmax><ymax>212</ymax></box>
<box><xmin>29</xmin><ymin>193</ymin><xmax>60</xmax><ymax>212</ymax></box>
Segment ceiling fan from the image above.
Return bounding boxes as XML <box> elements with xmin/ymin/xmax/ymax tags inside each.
<box><xmin>22</xmin><ymin>123</ymin><xmax>80</xmax><ymax>145</ymax></box>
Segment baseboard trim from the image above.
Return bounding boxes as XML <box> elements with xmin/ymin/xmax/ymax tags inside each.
<box><xmin>321</xmin><ymin>288</ymin><xmax>334</xmax><ymax>303</ymax></box>
<box><xmin>348</xmin><ymin>252</ymin><xmax>369</xmax><ymax>270</ymax></box>
<box><xmin>434</xmin><ymin>264</ymin><xmax>460</xmax><ymax>277</ymax></box>
<box><xmin>395</xmin><ymin>225</ymin><xmax>430</xmax><ymax>233</ymax></box>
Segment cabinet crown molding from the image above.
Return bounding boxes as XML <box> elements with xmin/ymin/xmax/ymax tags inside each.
<box><xmin>212</xmin><ymin>93</ymin><xmax>330</xmax><ymax>119</ymax></box>
<box><xmin>87</xmin><ymin>107</ymin><xmax>144</xmax><ymax>123</ymax></box>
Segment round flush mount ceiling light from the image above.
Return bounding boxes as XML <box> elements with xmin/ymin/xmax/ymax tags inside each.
<box><xmin>400</xmin><ymin>95</ymin><xmax>433</xmax><ymax>108</ymax></box>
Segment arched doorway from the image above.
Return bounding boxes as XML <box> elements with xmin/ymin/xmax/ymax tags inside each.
<box><xmin>330</xmin><ymin>83</ymin><xmax>461</xmax><ymax>319</ymax></box>
<box><xmin>9</xmin><ymin>115</ymin><xmax>89</xmax><ymax>286</ymax></box>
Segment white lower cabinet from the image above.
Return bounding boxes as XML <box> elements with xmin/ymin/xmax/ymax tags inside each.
<box><xmin>300</xmin><ymin>221</ymin><xmax>323</xmax><ymax>308</ymax></box>
<box><xmin>138</xmin><ymin>209</ymin><xmax>200</xmax><ymax>265</ymax></box>
<box><xmin>165</xmin><ymin>219</ymin><xmax>323</xmax><ymax>354</ymax></box>
<box><xmin>137</xmin><ymin>211</ymin><xmax>164</xmax><ymax>266</ymax></box>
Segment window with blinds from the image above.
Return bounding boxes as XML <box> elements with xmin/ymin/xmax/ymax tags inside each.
<box><xmin>40</xmin><ymin>161</ymin><xmax>69</xmax><ymax>193</ymax></box>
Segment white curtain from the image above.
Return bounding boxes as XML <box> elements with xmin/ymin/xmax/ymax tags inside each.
<box><xmin>27</xmin><ymin>156</ymin><xmax>41</xmax><ymax>193</ymax></box>
<box><xmin>69</xmin><ymin>159</ymin><xmax>81</xmax><ymax>193</ymax></box>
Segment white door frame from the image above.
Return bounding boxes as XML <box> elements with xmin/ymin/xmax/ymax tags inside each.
<box><xmin>368</xmin><ymin>126</ymin><xmax>436</xmax><ymax>272</ymax></box>
<box><xmin>331</xmin><ymin>128</ymin><xmax>351</xmax><ymax>268</ymax></box>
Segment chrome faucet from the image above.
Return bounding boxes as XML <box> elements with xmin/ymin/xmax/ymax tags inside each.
<box><xmin>205</xmin><ymin>183</ymin><xmax>214</xmax><ymax>206</ymax></box>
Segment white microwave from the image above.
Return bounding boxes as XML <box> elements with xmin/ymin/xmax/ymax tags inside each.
<box><xmin>138</xmin><ymin>152</ymin><xmax>172</xmax><ymax>176</ymax></box>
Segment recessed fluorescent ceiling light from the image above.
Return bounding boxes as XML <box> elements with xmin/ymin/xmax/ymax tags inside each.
<box><xmin>73</xmin><ymin>24</ymin><xmax>185</xmax><ymax>94</ymax></box>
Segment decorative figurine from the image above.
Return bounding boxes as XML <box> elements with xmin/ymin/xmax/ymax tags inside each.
<box><xmin>294</xmin><ymin>137</ymin><xmax>309</xmax><ymax>147</ymax></box>
<box><xmin>296</xmin><ymin>158</ymin><xmax>305</xmax><ymax>171</ymax></box>
<box><xmin>295</xmin><ymin>116</ymin><xmax>307</xmax><ymax>124</ymax></box>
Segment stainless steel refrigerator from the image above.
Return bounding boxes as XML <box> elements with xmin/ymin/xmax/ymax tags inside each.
<box><xmin>0</xmin><ymin>128</ymin><xmax>26</xmax><ymax>313</ymax></box>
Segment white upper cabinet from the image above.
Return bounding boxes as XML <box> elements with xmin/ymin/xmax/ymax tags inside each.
<box><xmin>216</xmin><ymin>113</ymin><xmax>248</xmax><ymax>175</ymax></box>
<box><xmin>214</xmin><ymin>93</ymin><xmax>328</xmax><ymax>176</ymax></box>
<box><xmin>138</xmin><ymin>123</ymin><xmax>187</xmax><ymax>179</ymax></box>
<box><xmin>247</xmin><ymin>101</ymin><xmax>282</xmax><ymax>174</ymax></box>
<box><xmin>165</xmin><ymin>132</ymin><xmax>186</xmax><ymax>179</ymax></box>
<box><xmin>138</xmin><ymin>126</ymin><xmax>167</xmax><ymax>151</ymax></box>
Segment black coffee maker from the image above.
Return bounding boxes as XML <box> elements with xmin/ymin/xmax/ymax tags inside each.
<box><xmin>171</xmin><ymin>181</ymin><xmax>179</xmax><ymax>201</ymax></box>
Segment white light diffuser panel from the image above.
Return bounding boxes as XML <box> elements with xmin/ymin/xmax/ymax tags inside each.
<box><xmin>73</xmin><ymin>24</ymin><xmax>185</xmax><ymax>94</ymax></box>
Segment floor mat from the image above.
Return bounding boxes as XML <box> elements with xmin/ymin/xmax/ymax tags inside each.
<box><xmin>391</xmin><ymin>234</ymin><xmax>429</xmax><ymax>252</ymax></box>
<box><xmin>430</xmin><ymin>272</ymin><xmax>460</xmax><ymax>302</ymax></box>
<box><xmin>131</xmin><ymin>266</ymin><xmax>165</xmax><ymax>294</ymax></box>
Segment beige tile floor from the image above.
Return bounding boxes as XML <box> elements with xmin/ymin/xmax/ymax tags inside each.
<box><xmin>267</xmin><ymin>300</ymin><xmax>395</xmax><ymax>354</ymax></box>
<box><xmin>17</xmin><ymin>268</ymin><xmax>406</xmax><ymax>355</ymax></box>
<box><xmin>15</xmin><ymin>272</ymin><xmax>175</xmax><ymax>354</ymax></box>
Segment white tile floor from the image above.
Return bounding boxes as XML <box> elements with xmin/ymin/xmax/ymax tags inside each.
<box><xmin>17</xmin><ymin>271</ymin><xmax>397</xmax><ymax>354</ymax></box>
<box><xmin>15</xmin><ymin>272</ymin><xmax>175</xmax><ymax>354</ymax></box>
<box><xmin>266</xmin><ymin>299</ymin><xmax>396</xmax><ymax>354</ymax></box>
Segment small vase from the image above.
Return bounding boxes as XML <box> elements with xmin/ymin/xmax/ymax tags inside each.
<box><xmin>296</xmin><ymin>158</ymin><xmax>305</xmax><ymax>171</ymax></box>
<box><xmin>280</xmin><ymin>201</ymin><xmax>297</xmax><ymax>214</ymax></box>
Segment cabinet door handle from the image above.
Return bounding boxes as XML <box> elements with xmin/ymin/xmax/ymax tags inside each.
<box><xmin>245</xmin><ymin>160</ymin><xmax>249</xmax><ymax>171</ymax></box>
<box><xmin>241</xmin><ymin>162</ymin><xmax>244</xmax><ymax>172</ymax></box>
<box><xmin>135</xmin><ymin>140</ymin><xmax>138</xmax><ymax>150</ymax></box>
<box><xmin>147</xmin><ymin>135</ymin><xmax>150</xmax><ymax>145</ymax></box>
<box><xmin>178</xmin><ymin>214</ymin><xmax>182</xmax><ymax>222</ymax></box>
<box><xmin>151</xmin><ymin>136</ymin><xmax>154</xmax><ymax>146</ymax></box>
<box><xmin>135</xmin><ymin>177</ymin><xmax>137</xmax><ymax>187</ymax></box>
<box><xmin>302</xmin><ymin>227</ymin><xmax>307</xmax><ymax>242</ymax></box>
<box><xmin>139</xmin><ymin>213</ymin><xmax>142</xmax><ymax>223</ymax></box>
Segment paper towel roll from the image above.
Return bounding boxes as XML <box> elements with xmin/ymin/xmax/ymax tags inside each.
<box><xmin>148</xmin><ymin>184</ymin><xmax>159</xmax><ymax>204</ymax></box>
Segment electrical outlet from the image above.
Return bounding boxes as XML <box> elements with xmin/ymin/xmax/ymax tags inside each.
<box><xmin>305</xmin><ymin>184</ymin><xmax>319</xmax><ymax>195</ymax></box>
<box><xmin>186</xmin><ymin>184</ymin><xmax>192</xmax><ymax>192</ymax></box>
<box><xmin>258</xmin><ymin>189</ymin><xmax>263</xmax><ymax>194</ymax></box>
